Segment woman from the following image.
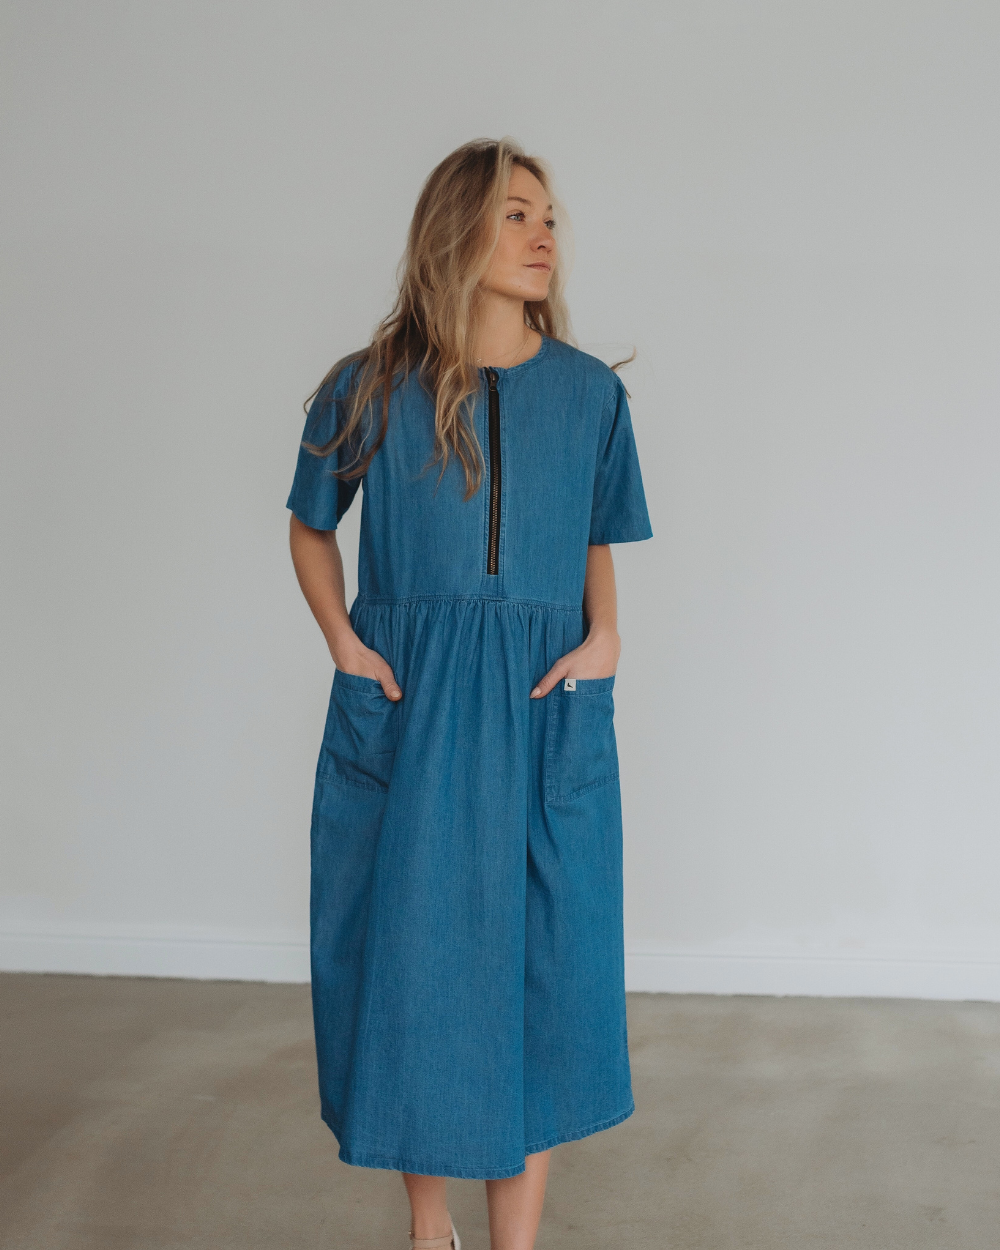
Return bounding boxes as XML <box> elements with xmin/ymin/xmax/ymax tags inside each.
<box><xmin>287</xmin><ymin>138</ymin><xmax>652</xmax><ymax>1250</ymax></box>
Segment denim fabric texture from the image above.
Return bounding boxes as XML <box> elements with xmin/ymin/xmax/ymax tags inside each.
<box><xmin>287</xmin><ymin>334</ymin><xmax>653</xmax><ymax>1178</ymax></box>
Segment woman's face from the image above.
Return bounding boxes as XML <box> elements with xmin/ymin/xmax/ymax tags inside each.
<box><xmin>480</xmin><ymin>165</ymin><xmax>557</xmax><ymax>303</ymax></box>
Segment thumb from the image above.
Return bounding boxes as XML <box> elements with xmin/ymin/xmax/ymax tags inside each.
<box><xmin>378</xmin><ymin>666</ymin><xmax>403</xmax><ymax>702</ymax></box>
<box><xmin>530</xmin><ymin>662</ymin><xmax>567</xmax><ymax>699</ymax></box>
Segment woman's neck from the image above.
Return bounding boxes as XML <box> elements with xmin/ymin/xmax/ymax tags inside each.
<box><xmin>472</xmin><ymin>294</ymin><xmax>541</xmax><ymax>369</ymax></box>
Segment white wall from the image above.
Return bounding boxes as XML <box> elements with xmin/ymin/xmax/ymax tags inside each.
<box><xmin>2</xmin><ymin>1</ymin><xmax>998</xmax><ymax>999</ymax></box>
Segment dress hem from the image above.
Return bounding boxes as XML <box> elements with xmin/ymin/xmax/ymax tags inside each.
<box><xmin>323</xmin><ymin>1102</ymin><xmax>635</xmax><ymax>1180</ymax></box>
<box><xmin>523</xmin><ymin>1102</ymin><xmax>636</xmax><ymax>1156</ymax></box>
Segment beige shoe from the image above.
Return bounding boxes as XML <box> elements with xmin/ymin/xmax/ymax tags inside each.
<box><xmin>409</xmin><ymin>1219</ymin><xmax>460</xmax><ymax>1250</ymax></box>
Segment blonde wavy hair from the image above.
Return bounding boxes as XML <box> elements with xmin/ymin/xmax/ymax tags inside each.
<box><xmin>302</xmin><ymin>137</ymin><xmax>575</xmax><ymax>500</ymax></box>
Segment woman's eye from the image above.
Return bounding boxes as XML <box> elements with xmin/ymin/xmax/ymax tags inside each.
<box><xmin>505</xmin><ymin>211</ymin><xmax>556</xmax><ymax>229</ymax></box>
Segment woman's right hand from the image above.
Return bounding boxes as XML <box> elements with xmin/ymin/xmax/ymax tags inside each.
<box><xmin>287</xmin><ymin>517</ymin><xmax>402</xmax><ymax>700</ymax></box>
<box><xmin>330</xmin><ymin>635</ymin><xmax>403</xmax><ymax>701</ymax></box>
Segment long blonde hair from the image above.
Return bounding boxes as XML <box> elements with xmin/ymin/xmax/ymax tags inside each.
<box><xmin>302</xmin><ymin>137</ymin><xmax>574</xmax><ymax>500</ymax></box>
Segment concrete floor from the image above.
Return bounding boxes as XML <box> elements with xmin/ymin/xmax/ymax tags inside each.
<box><xmin>1</xmin><ymin>976</ymin><xmax>997</xmax><ymax>1250</ymax></box>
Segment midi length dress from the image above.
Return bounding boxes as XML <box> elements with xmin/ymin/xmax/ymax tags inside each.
<box><xmin>287</xmin><ymin>333</ymin><xmax>653</xmax><ymax>1179</ymax></box>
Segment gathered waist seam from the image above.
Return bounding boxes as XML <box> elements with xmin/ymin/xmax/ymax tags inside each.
<box><xmin>354</xmin><ymin>593</ymin><xmax>583</xmax><ymax>613</ymax></box>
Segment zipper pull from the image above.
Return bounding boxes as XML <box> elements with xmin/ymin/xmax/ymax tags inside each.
<box><xmin>485</xmin><ymin>367</ymin><xmax>498</xmax><ymax>391</ymax></box>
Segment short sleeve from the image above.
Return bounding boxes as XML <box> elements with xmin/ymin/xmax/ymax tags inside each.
<box><xmin>589</xmin><ymin>376</ymin><xmax>654</xmax><ymax>545</ymax></box>
<box><xmin>285</xmin><ymin>373</ymin><xmax>363</xmax><ymax>531</ymax></box>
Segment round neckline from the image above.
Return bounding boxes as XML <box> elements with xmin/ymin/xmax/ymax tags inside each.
<box><xmin>477</xmin><ymin>332</ymin><xmax>550</xmax><ymax>376</ymax></box>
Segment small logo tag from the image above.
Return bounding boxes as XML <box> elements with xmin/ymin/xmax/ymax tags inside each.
<box><xmin>563</xmin><ymin>678</ymin><xmax>576</xmax><ymax>691</ymax></box>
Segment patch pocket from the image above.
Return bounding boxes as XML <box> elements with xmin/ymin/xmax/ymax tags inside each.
<box><xmin>544</xmin><ymin>675</ymin><xmax>619</xmax><ymax>804</ymax></box>
<box><xmin>317</xmin><ymin>669</ymin><xmax>399</xmax><ymax>792</ymax></box>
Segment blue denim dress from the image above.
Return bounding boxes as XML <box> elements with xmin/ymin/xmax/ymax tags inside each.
<box><xmin>287</xmin><ymin>334</ymin><xmax>653</xmax><ymax>1179</ymax></box>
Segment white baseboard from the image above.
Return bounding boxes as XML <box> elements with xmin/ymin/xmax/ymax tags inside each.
<box><xmin>0</xmin><ymin>927</ymin><xmax>311</xmax><ymax>982</ymax></box>
<box><xmin>2</xmin><ymin>929</ymin><xmax>998</xmax><ymax>1000</ymax></box>
<box><xmin>625</xmin><ymin>950</ymin><xmax>1000</xmax><ymax>1001</ymax></box>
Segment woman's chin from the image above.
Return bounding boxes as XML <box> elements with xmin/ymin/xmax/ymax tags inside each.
<box><xmin>521</xmin><ymin>280</ymin><xmax>552</xmax><ymax>303</ymax></box>
<box><xmin>482</xmin><ymin>275</ymin><xmax>552</xmax><ymax>303</ymax></box>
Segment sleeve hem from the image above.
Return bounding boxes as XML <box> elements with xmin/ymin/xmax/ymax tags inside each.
<box><xmin>588</xmin><ymin>527</ymin><xmax>654</xmax><ymax>545</ymax></box>
<box><xmin>287</xmin><ymin>501</ymin><xmax>339</xmax><ymax>532</ymax></box>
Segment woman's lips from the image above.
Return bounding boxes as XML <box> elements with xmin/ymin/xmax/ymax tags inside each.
<box><xmin>527</xmin><ymin>263</ymin><xmax>551</xmax><ymax>271</ymax></box>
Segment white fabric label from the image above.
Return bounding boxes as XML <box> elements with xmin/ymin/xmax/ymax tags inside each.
<box><xmin>563</xmin><ymin>678</ymin><xmax>576</xmax><ymax>691</ymax></box>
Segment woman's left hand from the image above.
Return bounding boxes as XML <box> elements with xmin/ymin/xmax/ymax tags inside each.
<box><xmin>529</xmin><ymin>627</ymin><xmax>621</xmax><ymax>698</ymax></box>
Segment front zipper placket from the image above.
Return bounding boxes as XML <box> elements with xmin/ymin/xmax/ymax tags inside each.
<box><xmin>484</xmin><ymin>367</ymin><xmax>502</xmax><ymax>576</ymax></box>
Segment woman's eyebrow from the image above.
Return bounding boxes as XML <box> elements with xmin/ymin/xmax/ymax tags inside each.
<box><xmin>507</xmin><ymin>196</ymin><xmax>555</xmax><ymax>211</ymax></box>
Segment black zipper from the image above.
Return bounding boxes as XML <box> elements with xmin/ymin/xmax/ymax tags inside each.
<box><xmin>485</xmin><ymin>367</ymin><xmax>501</xmax><ymax>575</ymax></box>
